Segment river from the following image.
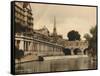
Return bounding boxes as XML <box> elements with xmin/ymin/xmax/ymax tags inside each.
<box><xmin>15</xmin><ymin>56</ymin><xmax>97</xmax><ymax>74</ymax></box>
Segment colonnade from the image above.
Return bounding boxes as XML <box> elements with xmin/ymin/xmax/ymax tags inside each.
<box><xmin>15</xmin><ymin>36</ymin><xmax>64</xmax><ymax>56</ymax></box>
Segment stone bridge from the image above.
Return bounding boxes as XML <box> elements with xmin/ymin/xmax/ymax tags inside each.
<box><xmin>63</xmin><ymin>40</ymin><xmax>88</xmax><ymax>55</ymax></box>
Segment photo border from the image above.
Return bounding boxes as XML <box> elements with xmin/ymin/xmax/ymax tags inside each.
<box><xmin>11</xmin><ymin>1</ymin><xmax>98</xmax><ymax>75</ymax></box>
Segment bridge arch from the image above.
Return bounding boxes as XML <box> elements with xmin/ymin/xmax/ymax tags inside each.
<box><xmin>63</xmin><ymin>48</ymin><xmax>71</xmax><ymax>55</ymax></box>
<box><xmin>73</xmin><ymin>48</ymin><xmax>81</xmax><ymax>55</ymax></box>
<box><xmin>83</xmin><ymin>48</ymin><xmax>88</xmax><ymax>55</ymax></box>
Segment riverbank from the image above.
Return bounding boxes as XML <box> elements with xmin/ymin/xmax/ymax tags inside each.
<box><xmin>15</xmin><ymin>54</ymin><xmax>38</xmax><ymax>64</ymax></box>
<box><xmin>43</xmin><ymin>55</ymin><xmax>88</xmax><ymax>60</ymax></box>
<box><xmin>15</xmin><ymin>55</ymin><xmax>88</xmax><ymax>64</ymax></box>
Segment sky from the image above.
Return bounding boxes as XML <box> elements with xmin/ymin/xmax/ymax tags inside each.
<box><xmin>30</xmin><ymin>3</ymin><xmax>96</xmax><ymax>40</ymax></box>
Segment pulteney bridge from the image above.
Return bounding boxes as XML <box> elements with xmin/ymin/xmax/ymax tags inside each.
<box><xmin>63</xmin><ymin>40</ymin><xmax>88</xmax><ymax>55</ymax></box>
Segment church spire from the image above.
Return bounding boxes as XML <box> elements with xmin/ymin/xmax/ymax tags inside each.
<box><xmin>53</xmin><ymin>16</ymin><xmax>57</xmax><ymax>36</ymax></box>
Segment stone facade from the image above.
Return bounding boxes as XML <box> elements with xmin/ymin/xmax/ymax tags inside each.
<box><xmin>15</xmin><ymin>2</ymin><xmax>33</xmax><ymax>33</ymax></box>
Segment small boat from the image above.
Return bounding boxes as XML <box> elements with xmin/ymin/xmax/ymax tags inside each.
<box><xmin>38</xmin><ymin>56</ymin><xmax>44</xmax><ymax>61</ymax></box>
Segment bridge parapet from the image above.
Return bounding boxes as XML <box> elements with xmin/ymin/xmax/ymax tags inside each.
<box><xmin>64</xmin><ymin>40</ymin><xmax>88</xmax><ymax>49</ymax></box>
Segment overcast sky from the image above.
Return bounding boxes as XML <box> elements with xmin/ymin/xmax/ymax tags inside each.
<box><xmin>30</xmin><ymin>3</ymin><xmax>96</xmax><ymax>40</ymax></box>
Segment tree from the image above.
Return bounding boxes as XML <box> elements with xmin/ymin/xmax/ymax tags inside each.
<box><xmin>15</xmin><ymin>47</ymin><xmax>24</xmax><ymax>63</ymax></box>
<box><xmin>67</xmin><ymin>30</ymin><xmax>81</xmax><ymax>41</ymax></box>
<box><xmin>84</xmin><ymin>26</ymin><xmax>97</xmax><ymax>57</ymax></box>
<box><xmin>84</xmin><ymin>33</ymin><xmax>91</xmax><ymax>41</ymax></box>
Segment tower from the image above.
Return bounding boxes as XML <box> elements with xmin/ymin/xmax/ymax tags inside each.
<box><xmin>52</xmin><ymin>16</ymin><xmax>58</xmax><ymax>43</ymax></box>
<box><xmin>53</xmin><ymin>16</ymin><xmax>57</xmax><ymax>36</ymax></box>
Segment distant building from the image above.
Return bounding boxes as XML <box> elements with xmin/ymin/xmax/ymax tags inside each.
<box><xmin>35</xmin><ymin>26</ymin><xmax>50</xmax><ymax>36</ymax></box>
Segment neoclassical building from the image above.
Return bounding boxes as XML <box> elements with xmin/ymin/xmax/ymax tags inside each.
<box><xmin>15</xmin><ymin>2</ymin><xmax>64</xmax><ymax>58</ymax></box>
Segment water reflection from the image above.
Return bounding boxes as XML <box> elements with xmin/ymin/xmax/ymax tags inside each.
<box><xmin>15</xmin><ymin>57</ymin><xmax>97</xmax><ymax>74</ymax></box>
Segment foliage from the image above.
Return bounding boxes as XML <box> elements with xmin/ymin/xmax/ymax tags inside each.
<box><xmin>67</xmin><ymin>30</ymin><xmax>81</xmax><ymax>41</ymax></box>
<box><xmin>84</xmin><ymin>26</ymin><xmax>97</xmax><ymax>56</ymax></box>
<box><xmin>15</xmin><ymin>47</ymin><xmax>24</xmax><ymax>60</ymax></box>
<box><xmin>84</xmin><ymin>33</ymin><xmax>91</xmax><ymax>41</ymax></box>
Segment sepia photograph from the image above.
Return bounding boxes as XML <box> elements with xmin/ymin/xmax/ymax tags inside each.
<box><xmin>11</xmin><ymin>1</ymin><xmax>97</xmax><ymax>75</ymax></box>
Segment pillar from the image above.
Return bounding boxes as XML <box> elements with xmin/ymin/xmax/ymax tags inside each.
<box><xmin>71</xmin><ymin>49</ymin><xmax>74</xmax><ymax>55</ymax></box>
<box><xmin>37</xmin><ymin>43</ymin><xmax>41</xmax><ymax>56</ymax></box>
<box><xmin>43</xmin><ymin>43</ymin><xmax>45</xmax><ymax>56</ymax></box>
<box><xmin>81</xmin><ymin>49</ymin><xmax>84</xmax><ymax>55</ymax></box>
<box><xmin>28</xmin><ymin>42</ymin><xmax>30</xmax><ymax>52</ymax></box>
<box><xmin>60</xmin><ymin>48</ymin><xmax>62</xmax><ymax>55</ymax></box>
<box><xmin>19</xmin><ymin>40</ymin><xmax>24</xmax><ymax>51</ymax></box>
<box><xmin>37</xmin><ymin>43</ymin><xmax>39</xmax><ymax>55</ymax></box>
<box><xmin>29</xmin><ymin>42</ymin><xmax>33</xmax><ymax>53</ymax></box>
